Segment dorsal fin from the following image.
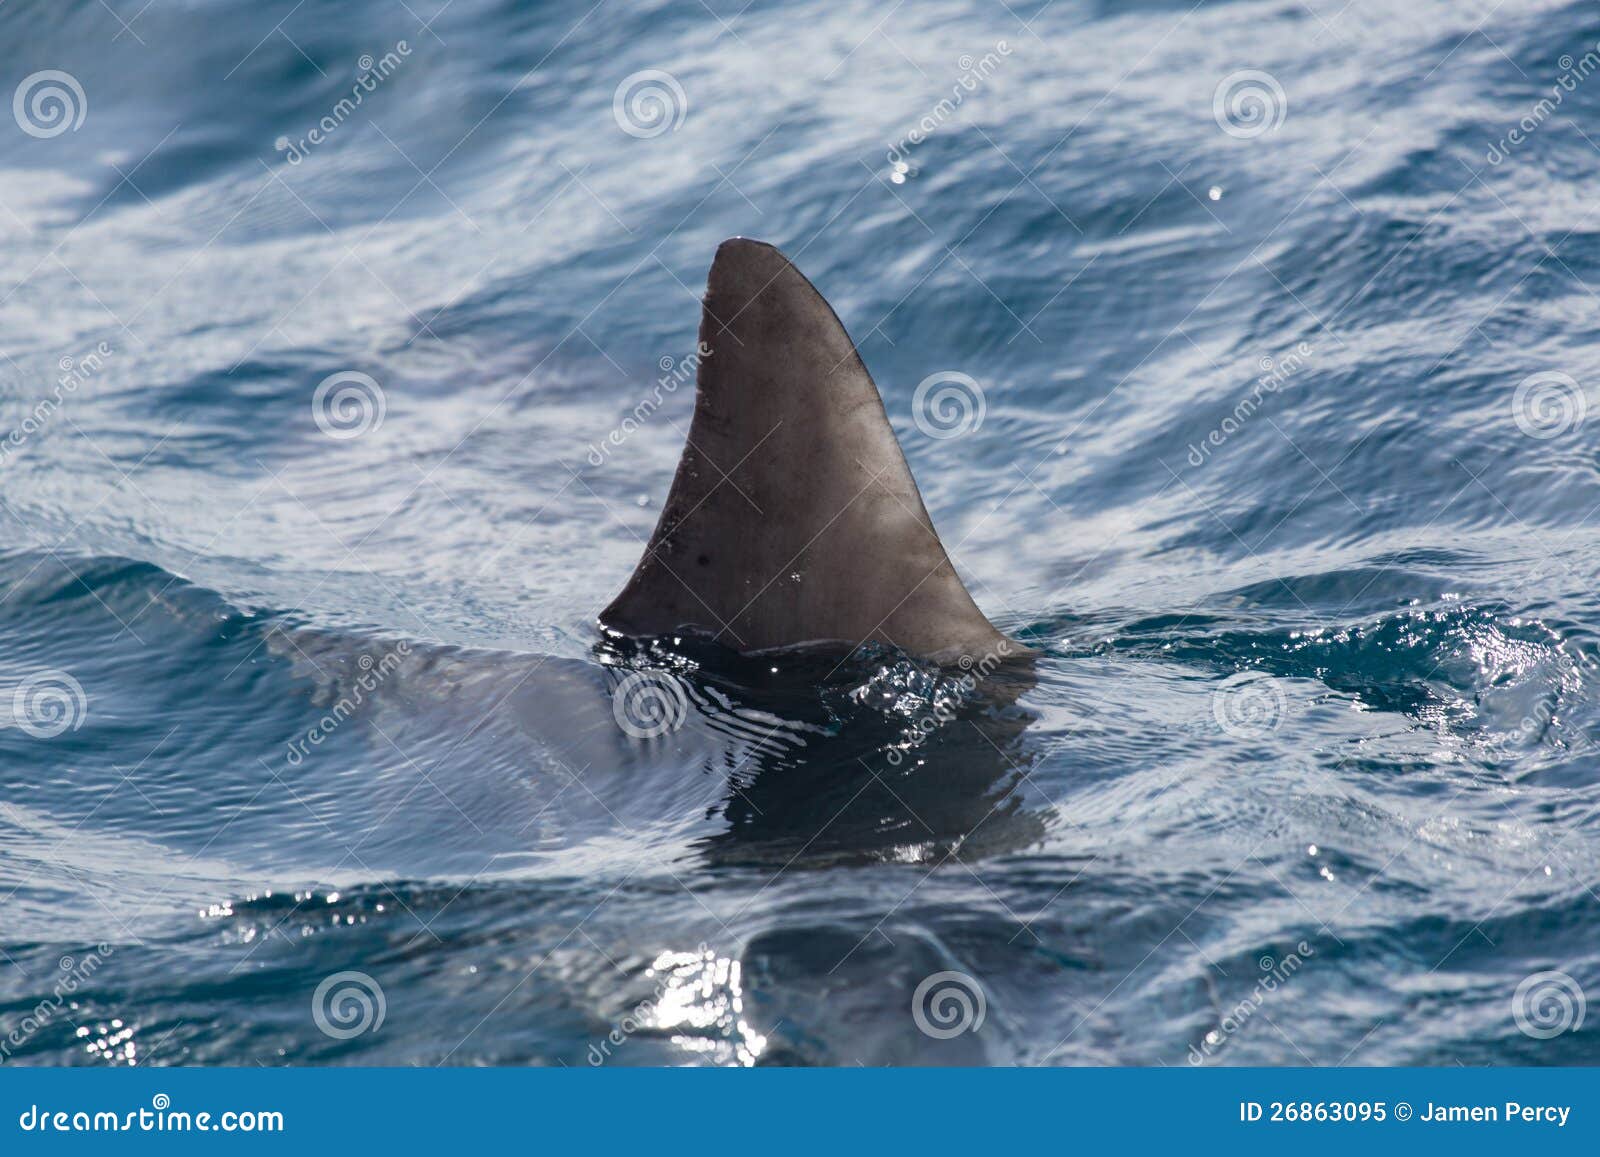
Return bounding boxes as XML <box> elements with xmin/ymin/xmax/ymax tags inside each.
<box><xmin>599</xmin><ymin>238</ymin><xmax>1015</xmax><ymax>664</ymax></box>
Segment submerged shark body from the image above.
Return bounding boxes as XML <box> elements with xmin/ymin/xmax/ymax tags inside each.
<box><xmin>601</xmin><ymin>238</ymin><xmax>1018</xmax><ymax>666</ymax></box>
<box><xmin>244</xmin><ymin>244</ymin><xmax>1043</xmax><ymax>883</ymax></box>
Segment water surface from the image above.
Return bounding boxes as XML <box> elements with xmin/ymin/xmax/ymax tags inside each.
<box><xmin>2</xmin><ymin>0</ymin><xmax>1599</xmax><ymax>1065</ymax></box>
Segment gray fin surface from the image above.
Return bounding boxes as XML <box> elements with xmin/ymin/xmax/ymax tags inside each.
<box><xmin>599</xmin><ymin>238</ymin><xmax>1016</xmax><ymax>664</ymax></box>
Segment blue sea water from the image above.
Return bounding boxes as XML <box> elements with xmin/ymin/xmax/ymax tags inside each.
<box><xmin>2</xmin><ymin>0</ymin><xmax>1600</xmax><ymax>1067</ymax></box>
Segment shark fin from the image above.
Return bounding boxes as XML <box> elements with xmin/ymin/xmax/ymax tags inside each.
<box><xmin>600</xmin><ymin>238</ymin><xmax>1016</xmax><ymax>665</ymax></box>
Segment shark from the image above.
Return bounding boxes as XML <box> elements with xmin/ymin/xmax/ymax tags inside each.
<box><xmin>600</xmin><ymin>238</ymin><xmax>1021</xmax><ymax>667</ymax></box>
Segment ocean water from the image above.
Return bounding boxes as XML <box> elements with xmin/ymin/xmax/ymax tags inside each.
<box><xmin>3</xmin><ymin>0</ymin><xmax>1600</xmax><ymax>1067</ymax></box>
